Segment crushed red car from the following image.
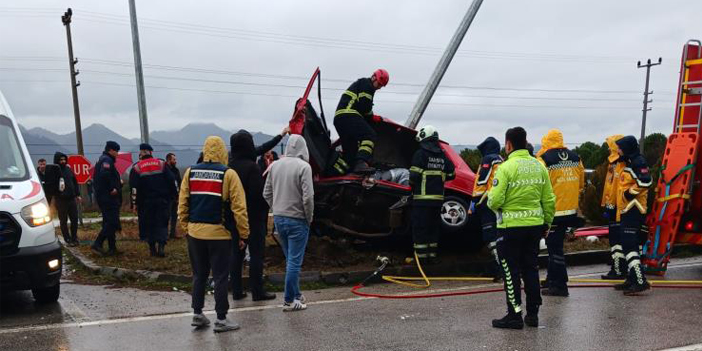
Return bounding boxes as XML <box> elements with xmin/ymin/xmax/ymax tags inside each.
<box><xmin>289</xmin><ymin>69</ymin><xmax>477</xmax><ymax>241</ymax></box>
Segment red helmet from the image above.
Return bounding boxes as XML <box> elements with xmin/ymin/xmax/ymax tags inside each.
<box><xmin>372</xmin><ymin>69</ymin><xmax>389</xmax><ymax>87</ymax></box>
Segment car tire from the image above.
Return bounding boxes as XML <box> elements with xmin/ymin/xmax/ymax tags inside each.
<box><xmin>32</xmin><ymin>284</ymin><xmax>60</xmax><ymax>304</ymax></box>
<box><xmin>440</xmin><ymin>195</ymin><xmax>470</xmax><ymax>233</ymax></box>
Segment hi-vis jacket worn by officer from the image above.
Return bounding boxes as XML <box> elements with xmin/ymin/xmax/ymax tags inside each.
<box><xmin>410</xmin><ymin>139</ymin><xmax>456</xmax><ymax>206</ymax></box>
<box><xmin>488</xmin><ymin>149</ymin><xmax>556</xmax><ymax>229</ymax></box>
<box><xmin>536</xmin><ymin>129</ymin><xmax>585</xmax><ymax>218</ymax></box>
<box><xmin>178</xmin><ymin>136</ymin><xmax>250</xmax><ymax>241</ymax></box>
<box><xmin>335</xmin><ymin>78</ymin><xmax>376</xmax><ymax>119</ymax></box>
<box><xmin>614</xmin><ymin>136</ymin><xmax>652</xmax><ymax>221</ymax></box>
<box><xmin>471</xmin><ymin>137</ymin><xmax>503</xmax><ymax>206</ymax></box>
<box><xmin>601</xmin><ymin>135</ymin><xmax>625</xmax><ymax>211</ymax></box>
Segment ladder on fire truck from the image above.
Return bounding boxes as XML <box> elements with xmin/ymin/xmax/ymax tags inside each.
<box><xmin>643</xmin><ymin>40</ymin><xmax>702</xmax><ymax>275</ymax></box>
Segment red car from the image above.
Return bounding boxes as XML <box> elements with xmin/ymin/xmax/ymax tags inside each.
<box><xmin>290</xmin><ymin>69</ymin><xmax>477</xmax><ymax>240</ymax></box>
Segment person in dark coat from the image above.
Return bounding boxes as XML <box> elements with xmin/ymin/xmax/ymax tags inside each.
<box><xmin>129</xmin><ymin>144</ymin><xmax>153</xmax><ymax>242</ymax></box>
<box><xmin>166</xmin><ymin>153</ymin><xmax>182</xmax><ymax>239</ymax></box>
<box><xmin>91</xmin><ymin>141</ymin><xmax>123</xmax><ymax>256</ymax></box>
<box><xmin>228</xmin><ymin>129</ymin><xmax>288</xmax><ymax>301</ymax></box>
<box><xmin>53</xmin><ymin>152</ymin><xmax>81</xmax><ymax>246</ymax></box>
<box><xmin>257</xmin><ymin>150</ymin><xmax>279</xmax><ymax>177</ymax></box>
<box><xmin>130</xmin><ymin>143</ymin><xmax>176</xmax><ymax>257</ymax></box>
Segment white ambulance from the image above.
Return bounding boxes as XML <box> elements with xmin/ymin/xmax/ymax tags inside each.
<box><xmin>0</xmin><ymin>91</ymin><xmax>61</xmax><ymax>303</ymax></box>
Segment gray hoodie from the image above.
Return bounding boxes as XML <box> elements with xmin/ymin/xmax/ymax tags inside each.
<box><xmin>263</xmin><ymin>135</ymin><xmax>314</xmax><ymax>224</ymax></box>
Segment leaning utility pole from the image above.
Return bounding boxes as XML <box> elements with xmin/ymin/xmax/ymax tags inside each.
<box><xmin>128</xmin><ymin>0</ymin><xmax>149</xmax><ymax>143</ymax></box>
<box><xmin>637</xmin><ymin>57</ymin><xmax>662</xmax><ymax>153</ymax></box>
<box><xmin>61</xmin><ymin>8</ymin><xmax>84</xmax><ymax>156</ymax></box>
<box><xmin>405</xmin><ymin>0</ymin><xmax>485</xmax><ymax>129</ymax></box>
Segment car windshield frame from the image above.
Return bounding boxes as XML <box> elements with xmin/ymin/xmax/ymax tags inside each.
<box><xmin>0</xmin><ymin>114</ymin><xmax>30</xmax><ymax>182</ymax></box>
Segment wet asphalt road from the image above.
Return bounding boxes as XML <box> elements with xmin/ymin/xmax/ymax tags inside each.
<box><xmin>2</xmin><ymin>258</ymin><xmax>702</xmax><ymax>351</ymax></box>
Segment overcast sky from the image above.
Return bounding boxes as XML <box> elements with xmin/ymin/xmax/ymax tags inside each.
<box><xmin>1</xmin><ymin>0</ymin><xmax>701</xmax><ymax>146</ymax></box>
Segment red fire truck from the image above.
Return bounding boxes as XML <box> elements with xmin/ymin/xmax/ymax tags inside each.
<box><xmin>643</xmin><ymin>39</ymin><xmax>702</xmax><ymax>274</ymax></box>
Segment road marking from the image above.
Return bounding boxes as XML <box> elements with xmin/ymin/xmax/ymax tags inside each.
<box><xmin>659</xmin><ymin>343</ymin><xmax>702</xmax><ymax>351</ymax></box>
<box><xmin>3</xmin><ymin>260</ymin><xmax>700</xmax><ymax>335</ymax></box>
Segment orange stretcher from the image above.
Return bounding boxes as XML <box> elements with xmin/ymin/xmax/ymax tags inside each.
<box><xmin>643</xmin><ymin>40</ymin><xmax>702</xmax><ymax>274</ymax></box>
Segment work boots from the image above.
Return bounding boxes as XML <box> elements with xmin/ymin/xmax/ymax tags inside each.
<box><xmin>491</xmin><ymin>312</ymin><xmax>524</xmax><ymax>329</ymax></box>
<box><xmin>149</xmin><ymin>243</ymin><xmax>157</xmax><ymax>257</ymax></box>
<box><xmin>623</xmin><ymin>265</ymin><xmax>650</xmax><ymax>295</ymax></box>
<box><xmin>524</xmin><ymin>306</ymin><xmax>539</xmax><ymax>327</ymax></box>
<box><xmin>601</xmin><ymin>258</ymin><xmax>626</xmax><ymax>280</ymax></box>
<box><xmin>623</xmin><ymin>281</ymin><xmax>651</xmax><ymax>296</ymax></box>
<box><xmin>157</xmin><ymin>243</ymin><xmax>166</xmax><ymax>258</ymax></box>
<box><xmin>351</xmin><ymin>161</ymin><xmax>375</xmax><ymax>174</ymax></box>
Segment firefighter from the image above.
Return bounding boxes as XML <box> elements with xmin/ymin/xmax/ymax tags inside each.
<box><xmin>469</xmin><ymin>137</ymin><xmax>503</xmax><ymax>280</ymax></box>
<box><xmin>332</xmin><ymin>69</ymin><xmax>389</xmax><ymax>174</ymax></box>
<box><xmin>409</xmin><ymin>125</ymin><xmax>455</xmax><ymax>263</ymax></box>
<box><xmin>536</xmin><ymin>129</ymin><xmax>585</xmax><ymax>297</ymax></box>
<box><xmin>600</xmin><ymin>135</ymin><xmax>627</xmax><ymax>280</ymax></box>
<box><xmin>488</xmin><ymin>127</ymin><xmax>556</xmax><ymax>329</ymax></box>
<box><xmin>91</xmin><ymin>141</ymin><xmax>123</xmax><ymax>256</ymax></box>
<box><xmin>130</xmin><ymin>144</ymin><xmax>153</xmax><ymax>242</ymax></box>
<box><xmin>614</xmin><ymin>136</ymin><xmax>652</xmax><ymax>295</ymax></box>
<box><xmin>130</xmin><ymin>143</ymin><xmax>177</xmax><ymax>257</ymax></box>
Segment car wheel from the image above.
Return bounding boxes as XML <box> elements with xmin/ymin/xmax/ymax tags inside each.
<box><xmin>440</xmin><ymin>196</ymin><xmax>469</xmax><ymax>233</ymax></box>
<box><xmin>32</xmin><ymin>284</ymin><xmax>60</xmax><ymax>304</ymax></box>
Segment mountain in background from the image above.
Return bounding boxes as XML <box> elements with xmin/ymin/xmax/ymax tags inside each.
<box><xmin>20</xmin><ymin>122</ymin><xmax>283</xmax><ymax>167</ymax></box>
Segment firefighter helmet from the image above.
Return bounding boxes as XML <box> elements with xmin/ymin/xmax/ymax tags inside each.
<box><xmin>372</xmin><ymin>69</ymin><xmax>389</xmax><ymax>87</ymax></box>
<box><xmin>416</xmin><ymin>125</ymin><xmax>438</xmax><ymax>142</ymax></box>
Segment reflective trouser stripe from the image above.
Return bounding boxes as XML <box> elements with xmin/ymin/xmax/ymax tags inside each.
<box><xmin>500</xmin><ymin>258</ymin><xmax>521</xmax><ymax>313</ymax></box>
<box><xmin>335</xmin><ymin>109</ymin><xmax>362</xmax><ymax>117</ymax></box>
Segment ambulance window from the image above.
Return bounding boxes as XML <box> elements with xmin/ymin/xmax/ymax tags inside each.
<box><xmin>0</xmin><ymin>115</ymin><xmax>28</xmax><ymax>181</ymax></box>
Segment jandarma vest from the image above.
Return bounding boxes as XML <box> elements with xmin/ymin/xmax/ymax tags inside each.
<box><xmin>188</xmin><ymin>163</ymin><xmax>228</xmax><ymax>224</ymax></box>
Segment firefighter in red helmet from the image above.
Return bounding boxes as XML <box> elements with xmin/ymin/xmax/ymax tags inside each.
<box><xmin>331</xmin><ymin>69</ymin><xmax>389</xmax><ymax>174</ymax></box>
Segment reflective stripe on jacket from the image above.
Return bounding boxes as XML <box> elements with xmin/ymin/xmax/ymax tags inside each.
<box><xmin>410</xmin><ymin>140</ymin><xmax>456</xmax><ymax>205</ymax></box>
<box><xmin>335</xmin><ymin>78</ymin><xmax>375</xmax><ymax>117</ymax></box>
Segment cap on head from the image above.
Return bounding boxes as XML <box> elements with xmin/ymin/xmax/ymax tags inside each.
<box><xmin>372</xmin><ymin>69</ymin><xmax>389</xmax><ymax>87</ymax></box>
<box><xmin>139</xmin><ymin>143</ymin><xmax>153</xmax><ymax>151</ymax></box>
<box><xmin>416</xmin><ymin>125</ymin><xmax>438</xmax><ymax>142</ymax></box>
<box><xmin>105</xmin><ymin>141</ymin><xmax>121</xmax><ymax>152</ymax></box>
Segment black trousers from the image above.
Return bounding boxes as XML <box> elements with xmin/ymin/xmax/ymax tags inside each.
<box><xmin>620</xmin><ymin>211</ymin><xmax>648</xmax><ymax>285</ymax></box>
<box><xmin>334</xmin><ymin>114</ymin><xmax>376</xmax><ymax>166</ymax></box>
<box><xmin>168</xmin><ymin>199</ymin><xmax>178</xmax><ymax>239</ymax></box>
<box><xmin>496</xmin><ymin>226</ymin><xmax>543</xmax><ymax>314</ymax></box>
<box><xmin>412</xmin><ymin>205</ymin><xmax>441</xmax><ymax>260</ymax></box>
<box><xmin>545</xmin><ymin>216</ymin><xmax>575</xmax><ymax>290</ymax></box>
<box><xmin>231</xmin><ymin>216</ymin><xmax>267</xmax><ymax>296</ymax></box>
<box><xmin>55</xmin><ymin>197</ymin><xmax>78</xmax><ymax>242</ymax></box>
<box><xmin>143</xmin><ymin>198</ymin><xmax>169</xmax><ymax>245</ymax></box>
<box><xmin>188</xmin><ymin>235</ymin><xmax>232</xmax><ymax>320</ymax></box>
<box><xmin>94</xmin><ymin>203</ymin><xmax>119</xmax><ymax>251</ymax></box>
<box><xmin>477</xmin><ymin>203</ymin><xmax>501</xmax><ymax>275</ymax></box>
<box><xmin>605</xmin><ymin>209</ymin><xmax>625</xmax><ymax>275</ymax></box>
<box><xmin>137</xmin><ymin>205</ymin><xmax>149</xmax><ymax>241</ymax></box>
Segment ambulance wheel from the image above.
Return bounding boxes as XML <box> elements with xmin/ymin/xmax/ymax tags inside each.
<box><xmin>440</xmin><ymin>195</ymin><xmax>469</xmax><ymax>233</ymax></box>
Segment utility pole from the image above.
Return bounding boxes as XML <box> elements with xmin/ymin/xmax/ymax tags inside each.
<box><xmin>128</xmin><ymin>0</ymin><xmax>149</xmax><ymax>143</ymax></box>
<box><xmin>61</xmin><ymin>8</ymin><xmax>84</xmax><ymax>156</ymax></box>
<box><xmin>637</xmin><ymin>57</ymin><xmax>662</xmax><ymax>153</ymax></box>
<box><xmin>406</xmin><ymin>0</ymin><xmax>485</xmax><ymax>129</ymax></box>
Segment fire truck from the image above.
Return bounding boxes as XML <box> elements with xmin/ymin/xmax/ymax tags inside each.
<box><xmin>643</xmin><ymin>39</ymin><xmax>702</xmax><ymax>274</ymax></box>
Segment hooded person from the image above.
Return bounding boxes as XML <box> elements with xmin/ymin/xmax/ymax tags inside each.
<box><xmin>613</xmin><ymin>135</ymin><xmax>652</xmax><ymax>295</ymax></box>
<box><xmin>228</xmin><ymin>130</ymin><xmax>277</xmax><ymax>302</ymax></box>
<box><xmin>601</xmin><ymin>135</ymin><xmax>626</xmax><ymax>280</ymax></box>
<box><xmin>409</xmin><ymin>125</ymin><xmax>456</xmax><ymax>264</ymax></box>
<box><xmin>536</xmin><ymin>129</ymin><xmax>585</xmax><ymax>297</ymax></box>
<box><xmin>263</xmin><ymin>134</ymin><xmax>314</xmax><ymax>312</ymax></box>
<box><xmin>53</xmin><ymin>152</ymin><xmax>81</xmax><ymax>246</ymax></box>
<box><xmin>470</xmin><ymin>137</ymin><xmax>504</xmax><ymax>280</ymax></box>
<box><xmin>178</xmin><ymin>136</ymin><xmax>250</xmax><ymax>332</ymax></box>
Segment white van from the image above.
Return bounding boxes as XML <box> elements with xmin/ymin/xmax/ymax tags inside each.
<box><xmin>0</xmin><ymin>90</ymin><xmax>61</xmax><ymax>303</ymax></box>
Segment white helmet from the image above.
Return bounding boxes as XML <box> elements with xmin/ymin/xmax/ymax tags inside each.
<box><xmin>416</xmin><ymin>125</ymin><xmax>438</xmax><ymax>142</ymax></box>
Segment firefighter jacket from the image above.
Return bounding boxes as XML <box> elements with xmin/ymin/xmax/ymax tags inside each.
<box><xmin>601</xmin><ymin>135</ymin><xmax>625</xmax><ymax>211</ymax></box>
<box><xmin>335</xmin><ymin>78</ymin><xmax>376</xmax><ymax>118</ymax></box>
<box><xmin>488</xmin><ymin>149</ymin><xmax>556</xmax><ymax>229</ymax></box>
<box><xmin>471</xmin><ymin>137</ymin><xmax>503</xmax><ymax>206</ymax></box>
<box><xmin>409</xmin><ymin>139</ymin><xmax>455</xmax><ymax>206</ymax></box>
<box><xmin>129</xmin><ymin>155</ymin><xmax>176</xmax><ymax>205</ymax></box>
<box><xmin>536</xmin><ymin>129</ymin><xmax>585</xmax><ymax>218</ymax></box>
<box><xmin>615</xmin><ymin>136</ymin><xmax>652</xmax><ymax>221</ymax></box>
<box><xmin>178</xmin><ymin>136</ymin><xmax>250</xmax><ymax>241</ymax></box>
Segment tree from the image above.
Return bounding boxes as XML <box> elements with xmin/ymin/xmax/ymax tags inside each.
<box><xmin>574</xmin><ymin>141</ymin><xmax>608</xmax><ymax>169</ymax></box>
<box><xmin>460</xmin><ymin>148</ymin><xmax>482</xmax><ymax>173</ymax></box>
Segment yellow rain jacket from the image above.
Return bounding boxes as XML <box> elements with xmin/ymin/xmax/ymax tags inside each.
<box><xmin>536</xmin><ymin>129</ymin><xmax>585</xmax><ymax>218</ymax></box>
<box><xmin>178</xmin><ymin>136</ymin><xmax>250</xmax><ymax>240</ymax></box>
<box><xmin>601</xmin><ymin>135</ymin><xmax>625</xmax><ymax>211</ymax></box>
<box><xmin>614</xmin><ymin>136</ymin><xmax>652</xmax><ymax>221</ymax></box>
